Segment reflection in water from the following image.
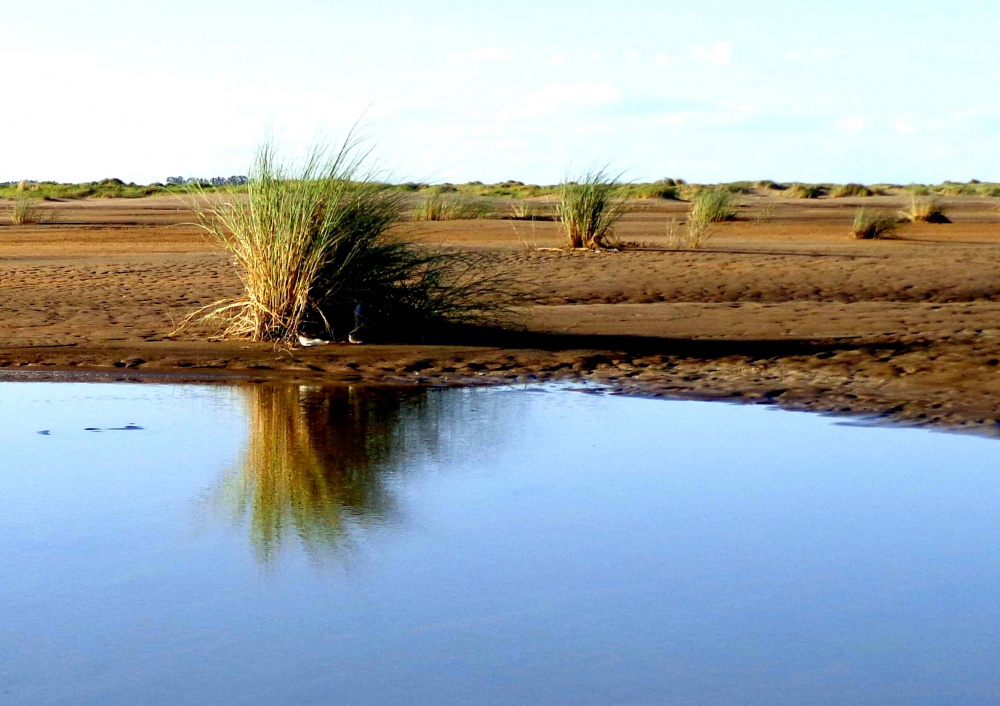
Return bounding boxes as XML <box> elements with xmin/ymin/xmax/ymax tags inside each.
<box><xmin>218</xmin><ymin>383</ymin><xmax>495</xmax><ymax>564</ymax></box>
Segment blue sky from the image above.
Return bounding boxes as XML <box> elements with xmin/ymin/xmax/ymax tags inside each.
<box><xmin>3</xmin><ymin>0</ymin><xmax>999</xmax><ymax>184</ymax></box>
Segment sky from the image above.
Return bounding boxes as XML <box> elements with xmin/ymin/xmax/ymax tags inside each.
<box><xmin>3</xmin><ymin>0</ymin><xmax>999</xmax><ymax>185</ymax></box>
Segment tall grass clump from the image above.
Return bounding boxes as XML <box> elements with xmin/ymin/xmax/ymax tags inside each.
<box><xmin>901</xmin><ymin>195</ymin><xmax>950</xmax><ymax>223</ymax></box>
<box><xmin>851</xmin><ymin>207</ymin><xmax>899</xmax><ymax>240</ymax></box>
<box><xmin>189</xmin><ymin>138</ymin><xmax>510</xmax><ymax>342</ymax></box>
<box><xmin>670</xmin><ymin>194</ymin><xmax>726</xmax><ymax>250</ymax></box>
<box><xmin>557</xmin><ymin>168</ymin><xmax>628</xmax><ymax>249</ymax></box>
<box><xmin>8</xmin><ymin>196</ymin><xmax>44</xmax><ymax>224</ymax></box>
<box><xmin>691</xmin><ymin>188</ymin><xmax>737</xmax><ymax>222</ymax></box>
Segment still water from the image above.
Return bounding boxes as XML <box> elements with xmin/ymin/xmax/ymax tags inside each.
<box><xmin>2</xmin><ymin>381</ymin><xmax>999</xmax><ymax>705</ymax></box>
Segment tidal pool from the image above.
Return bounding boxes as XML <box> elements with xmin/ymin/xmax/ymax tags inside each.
<box><xmin>2</xmin><ymin>381</ymin><xmax>999</xmax><ymax>705</ymax></box>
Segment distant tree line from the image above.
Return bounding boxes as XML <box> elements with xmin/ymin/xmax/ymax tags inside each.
<box><xmin>165</xmin><ymin>176</ymin><xmax>249</xmax><ymax>187</ymax></box>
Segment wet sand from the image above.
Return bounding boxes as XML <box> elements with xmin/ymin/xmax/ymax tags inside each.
<box><xmin>2</xmin><ymin>194</ymin><xmax>1000</xmax><ymax>434</ymax></box>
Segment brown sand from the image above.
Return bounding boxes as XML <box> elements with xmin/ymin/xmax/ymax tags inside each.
<box><xmin>3</xmin><ymin>194</ymin><xmax>1000</xmax><ymax>434</ymax></box>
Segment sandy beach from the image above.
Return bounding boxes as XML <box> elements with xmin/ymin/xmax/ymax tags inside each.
<box><xmin>3</xmin><ymin>193</ymin><xmax>1000</xmax><ymax>434</ymax></box>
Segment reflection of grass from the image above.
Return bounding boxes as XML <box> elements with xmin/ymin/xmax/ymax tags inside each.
<box><xmin>221</xmin><ymin>384</ymin><xmax>419</xmax><ymax>564</ymax></box>
<box><xmin>217</xmin><ymin>384</ymin><xmax>517</xmax><ymax>566</ymax></box>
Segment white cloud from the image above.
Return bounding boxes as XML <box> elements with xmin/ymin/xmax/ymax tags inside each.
<box><xmin>652</xmin><ymin>52</ymin><xmax>684</xmax><ymax>66</ymax></box>
<box><xmin>692</xmin><ymin>42</ymin><xmax>732</xmax><ymax>66</ymax></box>
<box><xmin>469</xmin><ymin>47</ymin><xmax>511</xmax><ymax>62</ymax></box>
<box><xmin>513</xmin><ymin>82</ymin><xmax>622</xmax><ymax>118</ymax></box>
<box><xmin>787</xmin><ymin>48</ymin><xmax>835</xmax><ymax>62</ymax></box>
<box><xmin>894</xmin><ymin>121</ymin><xmax>919</xmax><ymax>135</ymax></box>
<box><xmin>838</xmin><ymin>116</ymin><xmax>868</xmax><ymax>132</ymax></box>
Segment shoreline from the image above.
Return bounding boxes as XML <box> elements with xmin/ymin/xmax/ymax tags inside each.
<box><xmin>3</xmin><ymin>194</ymin><xmax>1000</xmax><ymax>438</ymax></box>
<box><xmin>3</xmin><ymin>334</ymin><xmax>998</xmax><ymax>438</ymax></box>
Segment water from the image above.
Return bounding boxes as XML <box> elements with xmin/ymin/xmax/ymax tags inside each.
<box><xmin>2</xmin><ymin>381</ymin><xmax>999</xmax><ymax>705</ymax></box>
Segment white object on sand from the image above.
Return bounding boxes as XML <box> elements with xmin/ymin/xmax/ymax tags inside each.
<box><xmin>297</xmin><ymin>334</ymin><xmax>330</xmax><ymax>347</ymax></box>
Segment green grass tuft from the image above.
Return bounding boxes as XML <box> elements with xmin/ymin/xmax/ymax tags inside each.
<box><xmin>901</xmin><ymin>196</ymin><xmax>950</xmax><ymax>224</ymax></box>
<box><xmin>785</xmin><ymin>183</ymin><xmax>825</xmax><ymax>199</ymax></box>
<box><xmin>557</xmin><ymin>168</ymin><xmax>628</xmax><ymax>249</ymax></box>
<box><xmin>691</xmin><ymin>188</ymin><xmax>737</xmax><ymax>222</ymax></box>
<box><xmin>185</xmin><ymin>138</ymin><xmax>512</xmax><ymax>342</ymax></box>
<box><xmin>851</xmin><ymin>207</ymin><xmax>899</xmax><ymax>239</ymax></box>
<box><xmin>831</xmin><ymin>183</ymin><xmax>876</xmax><ymax>198</ymax></box>
<box><xmin>411</xmin><ymin>193</ymin><xmax>494</xmax><ymax>221</ymax></box>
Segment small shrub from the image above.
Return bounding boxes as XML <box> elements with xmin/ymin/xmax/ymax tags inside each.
<box><xmin>831</xmin><ymin>183</ymin><xmax>875</xmax><ymax>198</ymax></box>
<box><xmin>756</xmin><ymin>179</ymin><xmax>786</xmax><ymax>191</ymax></box>
<box><xmin>851</xmin><ymin>207</ymin><xmax>899</xmax><ymax>240</ymax></box>
<box><xmin>691</xmin><ymin>188</ymin><xmax>736</xmax><ymax>223</ymax></box>
<box><xmin>901</xmin><ymin>196</ymin><xmax>950</xmax><ymax>224</ymax></box>
<box><xmin>557</xmin><ymin>168</ymin><xmax>628</xmax><ymax>249</ymax></box>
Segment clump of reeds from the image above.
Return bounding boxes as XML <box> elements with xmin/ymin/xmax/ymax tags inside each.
<box><xmin>851</xmin><ymin>207</ymin><xmax>899</xmax><ymax>239</ymax></box>
<box><xmin>557</xmin><ymin>168</ymin><xmax>628</xmax><ymax>249</ymax></box>
<box><xmin>8</xmin><ymin>196</ymin><xmax>44</xmax><ymax>225</ymax></box>
<box><xmin>188</xmin><ymin>138</ymin><xmax>512</xmax><ymax>342</ymax></box>
<box><xmin>691</xmin><ymin>188</ymin><xmax>737</xmax><ymax>223</ymax></box>
<box><xmin>831</xmin><ymin>183</ymin><xmax>876</xmax><ymax>198</ymax></box>
<box><xmin>900</xmin><ymin>195</ymin><xmax>950</xmax><ymax>223</ymax></box>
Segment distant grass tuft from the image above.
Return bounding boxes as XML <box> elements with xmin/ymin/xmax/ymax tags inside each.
<box><xmin>901</xmin><ymin>196</ymin><xmax>950</xmax><ymax>224</ymax></box>
<box><xmin>691</xmin><ymin>188</ymin><xmax>737</xmax><ymax>223</ymax></box>
<box><xmin>785</xmin><ymin>183</ymin><xmax>825</xmax><ymax>199</ymax></box>
<box><xmin>831</xmin><ymin>183</ymin><xmax>876</xmax><ymax>198</ymax></box>
<box><xmin>412</xmin><ymin>193</ymin><xmax>494</xmax><ymax>221</ymax></box>
<box><xmin>851</xmin><ymin>207</ymin><xmax>899</xmax><ymax>239</ymax></box>
<box><xmin>557</xmin><ymin>168</ymin><xmax>628</xmax><ymax>249</ymax></box>
<box><xmin>631</xmin><ymin>181</ymin><xmax>679</xmax><ymax>200</ymax></box>
<box><xmin>672</xmin><ymin>191</ymin><xmax>735</xmax><ymax>249</ymax></box>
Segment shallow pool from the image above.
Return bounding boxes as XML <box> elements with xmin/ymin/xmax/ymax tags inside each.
<box><xmin>2</xmin><ymin>381</ymin><xmax>999</xmax><ymax>705</ymax></box>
